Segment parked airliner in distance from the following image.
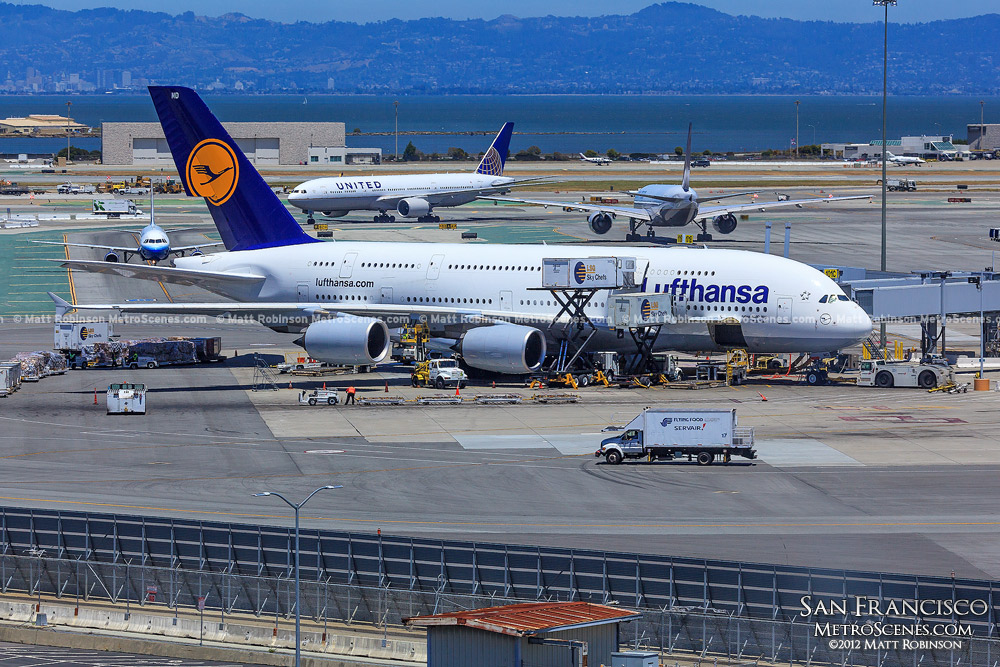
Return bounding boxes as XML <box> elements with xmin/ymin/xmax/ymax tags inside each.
<box><xmin>53</xmin><ymin>87</ymin><xmax>873</xmax><ymax>376</ymax></box>
<box><xmin>286</xmin><ymin>123</ymin><xmax>548</xmax><ymax>224</ymax></box>
<box><xmin>35</xmin><ymin>196</ymin><xmax>222</xmax><ymax>263</ymax></box>
<box><xmin>485</xmin><ymin>125</ymin><xmax>870</xmax><ymax>242</ymax></box>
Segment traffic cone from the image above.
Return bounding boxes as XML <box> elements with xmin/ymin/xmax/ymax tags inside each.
<box><xmin>93</xmin><ymin>388</ymin><xmax>97</xmax><ymax>405</ymax></box>
<box><xmin>384</xmin><ymin>380</ymin><xmax>389</xmax><ymax>392</ymax></box>
<box><xmin>492</xmin><ymin>380</ymin><xmax>496</xmax><ymax>388</ymax></box>
<box><xmin>322</xmin><ymin>382</ymin><xmax>326</xmax><ymax>390</ymax></box>
<box><xmin>757</xmin><ymin>392</ymin><xmax>768</xmax><ymax>402</ymax></box>
<box><xmin>288</xmin><ymin>381</ymin><xmax>292</xmax><ymax>389</ymax></box>
<box><xmin>455</xmin><ymin>384</ymin><xmax>460</xmax><ymax>397</ymax></box>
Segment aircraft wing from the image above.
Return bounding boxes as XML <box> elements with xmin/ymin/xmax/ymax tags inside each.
<box><xmin>33</xmin><ymin>240</ymin><xmax>138</xmax><ymax>253</ymax></box>
<box><xmin>694</xmin><ymin>194</ymin><xmax>872</xmax><ymax>220</ymax></box>
<box><xmin>170</xmin><ymin>242</ymin><xmax>226</xmax><ymax>254</ymax></box>
<box><xmin>479</xmin><ymin>196</ymin><xmax>653</xmax><ymax>221</ymax></box>
<box><xmin>52</xmin><ymin>259</ymin><xmax>266</xmax><ymax>301</ymax></box>
<box><xmin>371</xmin><ymin>177</ymin><xmax>558</xmax><ymax>207</ymax></box>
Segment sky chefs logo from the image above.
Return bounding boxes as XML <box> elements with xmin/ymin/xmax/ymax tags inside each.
<box><xmin>574</xmin><ymin>261</ymin><xmax>588</xmax><ymax>285</ymax></box>
<box><xmin>185</xmin><ymin>139</ymin><xmax>239</xmax><ymax>206</ymax></box>
<box><xmin>642</xmin><ymin>277</ymin><xmax>769</xmax><ymax>304</ymax></box>
<box><xmin>79</xmin><ymin>326</ymin><xmax>94</xmax><ymax>341</ymax></box>
<box><xmin>641</xmin><ymin>299</ymin><xmax>652</xmax><ymax>320</ymax></box>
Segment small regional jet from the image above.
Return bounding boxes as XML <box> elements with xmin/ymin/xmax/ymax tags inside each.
<box><xmin>286</xmin><ymin>123</ymin><xmax>549</xmax><ymax>224</ymax></box>
<box><xmin>886</xmin><ymin>152</ymin><xmax>926</xmax><ymax>166</ymax></box>
<box><xmin>484</xmin><ymin>125</ymin><xmax>870</xmax><ymax>242</ymax></box>
<box><xmin>35</xmin><ymin>196</ymin><xmax>222</xmax><ymax>263</ymax></box>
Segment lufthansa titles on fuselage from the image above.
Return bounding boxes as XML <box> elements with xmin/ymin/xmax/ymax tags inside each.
<box><xmin>641</xmin><ymin>277</ymin><xmax>769</xmax><ymax>304</ymax></box>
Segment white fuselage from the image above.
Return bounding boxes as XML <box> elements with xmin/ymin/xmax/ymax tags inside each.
<box><xmin>137</xmin><ymin>224</ymin><xmax>171</xmax><ymax>262</ymax></box>
<box><xmin>287</xmin><ymin>173</ymin><xmax>515</xmax><ymax>215</ymax></box>
<box><xmin>175</xmin><ymin>242</ymin><xmax>872</xmax><ymax>354</ymax></box>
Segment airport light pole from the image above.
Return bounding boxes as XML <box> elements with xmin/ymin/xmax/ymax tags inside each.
<box><xmin>794</xmin><ymin>100</ymin><xmax>800</xmax><ymax>159</ymax></box>
<box><xmin>393</xmin><ymin>100</ymin><xmax>399</xmax><ymax>161</ymax></box>
<box><xmin>874</xmin><ymin>0</ymin><xmax>896</xmax><ymax>350</ymax></box>
<box><xmin>981</xmin><ymin>100</ymin><xmax>985</xmax><ymax>150</ymax></box>
<box><xmin>252</xmin><ymin>485</ymin><xmax>342</xmax><ymax>667</ymax></box>
<box><xmin>65</xmin><ymin>100</ymin><xmax>72</xmax><ymax>164</ymax></box>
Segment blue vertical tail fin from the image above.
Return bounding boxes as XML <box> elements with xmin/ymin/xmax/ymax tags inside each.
<box><xmin>148</xmin><ymin>85</ymin><xmax>317</xmax><ymax>251</ymax></box>
<box><xmin>475</xmin><ymin>122</ymin><xmax>514</xmax><ymax>176</ymax></box>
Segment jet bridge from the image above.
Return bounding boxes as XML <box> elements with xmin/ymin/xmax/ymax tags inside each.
<box><xmin>846</xmin><ymin>272</ymin><xmax>1000</xmax><ymax>358</ymax></box>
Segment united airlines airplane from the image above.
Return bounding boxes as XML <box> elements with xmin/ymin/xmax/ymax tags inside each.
<box><xmin>35</xmin><ymin>197</ymin><xmax>222</xmax><ymax>263</ymax></box>
<box><xmin>485</xmin><ymin>125</ymin><xmax>870</xmax><ymax>242</ymax></box>
<box><xmin>287</xmin><ymin>123</ymin><xmax>547</xmax><ymax>224</ymax></box>
<box><xmin>51</xmin><ymin>87</ymin><xmax>872</xmax><ymax>375</ymax></box>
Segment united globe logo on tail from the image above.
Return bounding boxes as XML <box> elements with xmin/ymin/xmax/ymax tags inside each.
<box><xmin>574</xmin><ymin>261</ymin><xmax>587</xmax><ymax>285</ymax></box>
<box><xmin>185</xmin><ymin>139</ymin><xmax>239</xmax><ymax>206</ymax></box>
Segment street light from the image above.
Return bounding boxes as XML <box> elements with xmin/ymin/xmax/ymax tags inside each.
<box><xmin>980</xmin><ymin>100</ymin><xmax>986</xmax><ymax>150</ymax></box>
<box><xmin>65</xmin><ymin>100</ymin><xmax>72</xmax><ymax>164</ymax></box>
<box><xmin>393</xmin><ymin>100</ymin><xmax>399</xmax><ymax>161</ymax></box>
<box><xmin>252</xmin><ymin>485</ymin><xmax>343</xmax><ymax>667</ymax></box>
<box><xmin>874</xmin><ymin>0</ymin><xmax>896</xmax><ymax>350</ymax></box>
<box><xmin>794</xmin><ymin>100</ymin><xmax>800</xmax><ymax>159</ymax></box>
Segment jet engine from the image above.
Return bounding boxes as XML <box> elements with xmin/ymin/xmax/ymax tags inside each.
<box><xmin>397</xmin><ymin>198</ymin><xmax>431</xmax><ymax>218</ymax></box>
<box><xmin>461</xmin><ymin>324</ymin><xmax>546</xmax><ymax>374</ymax></box>
<box><xmin>712</xmin><ymin>213</ymin><xmax>738</xmax><ymax>235</ymax></box>
<box><xmin>103</xmin><ymin>251</ymin><xmax>120</xmax><ymax>263</ymax></box>
<box><xmin>297</xmin><ymin>317</ymin><xmax>390</xmax><ymax>366</ymax></box>
<box><xmin>190</xmin><ymin>249</ymin><xmax>204</xmax><ymax>257</ymax></box>
<box><xmin>588</xmin><ymin>211</ymin><xmax>614</xmax><ymax>235</ymax></box>
<box><xmin>322</xmin><ymin>211</ymin><xmax>349</xmax><ymax>218</ymax></box>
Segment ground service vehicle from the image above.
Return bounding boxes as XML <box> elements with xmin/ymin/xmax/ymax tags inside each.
<box><xmin>93</xmin><ymin>199</ymin><xmax>141</xmax><ymax>218</ymax></box>
<box><xmin>107</xmin><ymin>383</ymin><xmax>146</xmax><ymax>415</ymax></box>
<box><xmin>298</xmin><ymin>389</ymin><xmax>339</xmax><ymax>406</ymax></box>
<box><xmin>411</xmin><ymin>358</ymin><xmax>467</xmax><ymax>389</ymax></box>
<box><xmin>880</xmin><ymin>179</ymin><xmax>916</xmax><ymax>192</ymax></box>
<box><xmin>856</xmin><ymin>358</ymin><xmax>952</xmax><ymax>388</ymax></box>
<box><xmin>597</xmin><ymin>409</ymin><xmax>755</xmax><ymax>466</ymax></box>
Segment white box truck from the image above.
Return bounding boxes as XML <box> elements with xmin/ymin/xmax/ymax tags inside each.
<box><xmin>596</xmin><ymin>408</ymin><xmax>755</xmax><ymax>466</ymax></box>
<box><xmin>107</xmin><ymin>382</ymin><xmax>146</xmax><ymax>415</ymax></box>
<box><xmin>93</xmin><ymin>199</ymin><xmax>141</xmax><ymax>218</ymax></box>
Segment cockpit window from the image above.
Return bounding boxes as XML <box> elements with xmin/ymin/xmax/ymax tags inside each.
<box><xmin>820</xmin><ymin>294</ymin><xmax>850</xmax><ymax>303</ymax></box>
<box><xmin>819</xmin><ymin>295</ymin><xmax>828</xmax><ymax>303</ymax></box>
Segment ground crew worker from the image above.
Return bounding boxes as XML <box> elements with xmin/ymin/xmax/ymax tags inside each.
<box><xmin>345</xmin><ymin>385</ymin><xmax>356</xmax><ymax>405</ymax></box>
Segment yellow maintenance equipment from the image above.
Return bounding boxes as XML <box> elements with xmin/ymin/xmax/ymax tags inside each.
<box><xmin>726</xmin><ymin>349</ymin><xmax>750</xmax><ymax>386</ymax></box>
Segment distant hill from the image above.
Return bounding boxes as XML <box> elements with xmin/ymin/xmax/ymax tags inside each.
<box><xmin>2</xmin><ymin>2</ymin><xmax>999</xmax><ymax>94</ymax></box>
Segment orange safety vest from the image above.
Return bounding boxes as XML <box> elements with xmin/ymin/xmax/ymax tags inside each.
<box><xmin>346</xmin><ymin>386</ymin><xmax>356</xmax><ymax>395</ymax></box>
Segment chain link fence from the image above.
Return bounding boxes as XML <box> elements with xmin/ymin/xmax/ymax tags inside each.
<box><xmin>3</xmin><ymin>553</ymin><xmax>999</xmax><ymax>667</ymax></box>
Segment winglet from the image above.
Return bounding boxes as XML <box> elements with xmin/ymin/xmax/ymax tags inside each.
<box><xmin>681</xmin><ymin>122</ymin><xmax>692</xmax><ymax>192</ymax></box>
<box><xmin>48</xmin><ymin>291</ymin><xmax>74</xmax><ymax>320</ymax></box>
<box><xmin>475</xmin><ymin>122</ymin><xmax>514</xmax><ymax>176</ymax></box>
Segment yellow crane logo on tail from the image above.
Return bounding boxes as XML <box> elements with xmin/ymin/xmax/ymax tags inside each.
<box><xmin>185</xmin><ymin>139</ymin><xmax>239</xmax><ymax>205</ymax></box>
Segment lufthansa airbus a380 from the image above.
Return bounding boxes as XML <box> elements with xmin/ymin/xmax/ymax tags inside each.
<box><xmin>286</xmin><ymin>123</ymin><xmax>547</xmax><ymax>224</ymax></box>
<box><xmin>51</xmin><ymin>87</ymin><xmax>873</xmax><ymax>375</ymax></box>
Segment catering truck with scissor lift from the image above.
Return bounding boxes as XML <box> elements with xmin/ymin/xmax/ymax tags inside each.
<box><xmin>596</xmin><ymin>408</ymin><xmax>755</xmax><ymax>466</ymax></box>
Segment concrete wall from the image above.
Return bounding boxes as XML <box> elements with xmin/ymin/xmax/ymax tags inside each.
<box><xmin>102</xmin><ymin>122</ymin><xmax>345</xmax><ymax>165</ymax></box>
<box><xmin>0</xmin><ymin>598</ymin><xmax>424</xmax><ymax>666</ymax></box>
<box><xmin>968</xmin><ymin>124</ymin><xmax>1000</xmax><ymax>151</ymax></box>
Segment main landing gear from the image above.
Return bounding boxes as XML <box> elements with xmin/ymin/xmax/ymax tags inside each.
<box><xmin>417</xmin><ymin>214</ymin><xmax>441</xmax><ymax>223</ymax></box>
<box><xmin>374</xmin><ymin>212</ymin><xmax>396</xmax><ymax>223</ymax></box>
<box><xmin>624</xmin><ymin>218</ymin><xmax>678</xmax><ymax>245</ymax></box>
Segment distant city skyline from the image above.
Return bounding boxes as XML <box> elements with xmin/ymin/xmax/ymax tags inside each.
<box><xmin>7</xmin><ymin>0</ymin><xmax>998</xmax><ymax>24</ymax></box>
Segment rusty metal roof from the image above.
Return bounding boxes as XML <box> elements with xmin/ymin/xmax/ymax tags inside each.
<box><xmin>403</xmin><ymin>601</ymin><xmax>639</xmax><ymax>637</ymax></box>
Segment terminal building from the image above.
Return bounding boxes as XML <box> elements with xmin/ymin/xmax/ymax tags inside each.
<box><xmin>101</xmin><ymin>121</ymin><xmax>381</xmax><ymax>166</ymax></box>
<box><xmin>821</xmin><ymin>135</ymin><xmax>958</xmax><ymax>160</ymax></box>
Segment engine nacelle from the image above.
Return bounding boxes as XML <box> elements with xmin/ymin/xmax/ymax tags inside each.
<box><xmin>189</xmin><ymin>249</ymin><xmax>204</xmax><ymax>257</ymax></box>
<box><xmin>461</xmin><ymin>324</ymin><xmax>546</xmax><ymax>374</ymax></box>
<box><xmin>397</xmin><ymin>198</ymin><xmax>430</xmax><ymax>218</ymax></box>
<box><xmin>322</xmin><ymin>211</ymin><xmax>348</xmax><ymax>218</ymax></box>
<box><xmin>588</xmin><ymin>211</ymin><xmax>614</xmax><ymax>235</ymax></box>
<box><xmin>299</xmin><ymin>317</ymin><xmax>390</xmax><ymax>366</ymax></box>
<box><xmin>712</xmin><ymin>213</ymin><xmax>738</xmax><ymax>235</ymax></box>
<box><xmin>103</xmin><ymin>251</ymin><xmax>120</xmax><ymax>263</ymax></box>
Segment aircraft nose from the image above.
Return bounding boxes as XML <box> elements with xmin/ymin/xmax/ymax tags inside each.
<box><xmin>842</xmin><ymin>303</ymin><xmax>873</xmax><ymax>344</ymax></box>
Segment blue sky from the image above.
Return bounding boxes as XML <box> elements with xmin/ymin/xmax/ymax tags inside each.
<box><xmin>13</xmin><ymin>0</ymin><xmax>998</xmax><ymax>23</ymax></box>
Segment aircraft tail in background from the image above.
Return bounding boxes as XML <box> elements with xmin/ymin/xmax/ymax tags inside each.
<box><xmin>475</xmin><ymin>122</ymin><xmax>514</xmax><ymax>176</ymax></box>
